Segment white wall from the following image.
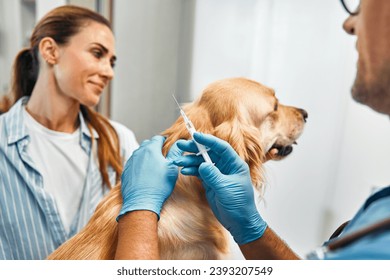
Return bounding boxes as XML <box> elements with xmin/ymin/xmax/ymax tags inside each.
<box><xmin>328</xmin><ymin>100</ymin><xmax>390</xmax><ymax>230</ymax></box>
<box><xmin>36</xmin><ymin>0</ymin><xmax>66</xmax><ymax>19</ymax></box>
<box><xmin>0</xmin><ymin>0</ymin><xmax>23</xmax><ymax>96</ymax></box>
<box><xmin>111</xmin><ymin>0</ymin><xmax>194</xmax><ymax>141</ymax></box>
<box><xmin>189</xmin><ymin>0</ymin><xmax>258</xmax><ymax>95</ymax></box>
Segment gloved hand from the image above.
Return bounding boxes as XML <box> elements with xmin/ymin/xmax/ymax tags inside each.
<box><xmin>174</xmin><ymin>132</ymin><xmax>267</xmax><ymax>245</ymax></box>
<box><xmin>117</xmin><ymin>135</ymin><xmax>182</xmax><ymax>221</ymax></box>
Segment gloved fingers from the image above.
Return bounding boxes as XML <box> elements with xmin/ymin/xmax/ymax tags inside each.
<box><xmin>198</xmin><ymin>162</ymin><xmax>224</xmax><ymax>187</ymax></box>
<box><xmin>178</xmin><ymin>133</ymin><xmax>237</xmax><ymax>162</ymax></box>
<box><xmin>148</xmin><ymin>135</ymin><xmax>166</xmax><ymax>151</ymax></box>
<box><xmin>176</xmin><ymin>138</ymin><xmax>220</xmax><ymax>160</ymax></box>
<box><xmin>193</xmin><ymin>132</ymin><xmax>235</xmax><ymax>157</ymax></box>
<box><xmin>126</xmin><ymin>136</ymin><xmax>164</xmax><ymax>173</ymax></box>
<box><xmin>139</xmin><ymin>139</ymin><xmax>151</xmax><ymax>147</ymax></box>
<box><xmin>176</xmin><ymin>139</ymin><xmax>222</xmax><ymax>165</ymax></box>
<box><xmin>166</xmin><ymin>142</ymin><xmax>183</xmax><ymax>161</ymax></box>
<box><xmin>180</xmin><ymin>166</ymin><xmax>200</xmax><ymax>177</ymax></box>
<box><xmin>137</xmin><ymin>135</ymin><xmax>165</xmax><ymax>152</ymax></box>
<box><xmin>176</xmin><ymin>139</ymin><xmax>199</xmax><ymax>153</ymax></box>
<box><xmin>173</xmin><ymin>154</ymin><xmax>204</xmax><ymax>167</ymax></box>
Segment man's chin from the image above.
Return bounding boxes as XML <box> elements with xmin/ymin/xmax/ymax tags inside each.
<box><xmin>352</xmin><ymin>77</ymin><xmax>390</xmax><ymax>115</ymax></box>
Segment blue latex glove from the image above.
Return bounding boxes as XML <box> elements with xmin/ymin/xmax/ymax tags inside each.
<box><xmin>174</xmin><ymin>132</ymin><xmax>267</xmax><ymax>245</ymax></box>
<box><xmin>117</xmin><ymin>135</ymin><xmax>182</xmax><ymax>221</ymax></box>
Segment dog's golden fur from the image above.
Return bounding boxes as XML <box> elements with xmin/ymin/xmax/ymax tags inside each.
<box><xmin>48</xmin><ymin>77</ymin><xmax>307</xmax><ymax>260</ymax></box>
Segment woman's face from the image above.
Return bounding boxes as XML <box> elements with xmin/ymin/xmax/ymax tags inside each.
<box><xmin>53</xmin><ymin>21</ymin><xmax>116</xmax><ymax>107</ymax></box>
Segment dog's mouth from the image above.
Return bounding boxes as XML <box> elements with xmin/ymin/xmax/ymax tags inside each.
<box><xmin>267</xmin><ymin>141</ymin><xmax>298</xmax><ymax>160</ymax></box>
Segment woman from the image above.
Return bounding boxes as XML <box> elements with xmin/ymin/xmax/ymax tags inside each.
<box><xmin>0</xmin><ymin>5</ymin><xmax>138</xmax><ymax>259</ymax></box>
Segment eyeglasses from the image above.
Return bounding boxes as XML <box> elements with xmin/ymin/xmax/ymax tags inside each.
<box><xmin>340</xmin><ymin>0</ymin><xmax>360</xmax><ymax>16</ymax></box>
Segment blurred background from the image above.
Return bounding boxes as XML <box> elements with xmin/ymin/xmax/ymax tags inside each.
<box><xmin>1</xmin><ymin>0</ymin><xmax>390</xmax><ymax>258</ymax></box>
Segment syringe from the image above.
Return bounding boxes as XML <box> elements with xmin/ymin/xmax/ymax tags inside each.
<box><xmin>172</xmin><ymin>95</ymin><xmax>213</xmax><ymax>164</ymax></box>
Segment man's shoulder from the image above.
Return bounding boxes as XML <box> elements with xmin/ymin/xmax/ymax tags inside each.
<box><xmin>324</xmin><ymin>186</ymin><xmax>390</xmax><ymax>260</ymax></box>
<box><xmin>325</xmin><ymin>230</ymin><xmax>390</xmax><ymax>260</ymax></box>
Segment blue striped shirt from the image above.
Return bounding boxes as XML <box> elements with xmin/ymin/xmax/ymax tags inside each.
<box><xmin>0</xmin><ymin>97</ymin><xmax>138</xmax><ymax>259</ymax></box>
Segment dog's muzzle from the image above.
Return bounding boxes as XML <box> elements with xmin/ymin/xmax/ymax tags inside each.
<box><xmin>271</xmin><ymin>144</ymin><xmax>293</xmax><ymax>157</ymax></box>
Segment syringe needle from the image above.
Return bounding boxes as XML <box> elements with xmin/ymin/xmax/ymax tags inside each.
<box><xmin>172</xmin><ymin>94</ymin><xmax>213</xmax><ymax>164</ymax></box>
<box><xmin>172</xmin><ymin>94</ymin><xmax>181</xmax><ymax>109</ymax></box>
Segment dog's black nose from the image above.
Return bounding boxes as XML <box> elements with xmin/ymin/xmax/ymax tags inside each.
<box><xmin>277</xmin><ymin>145</ymin><xmax>293</xmax><ymax>157</ymax></box>
<box><xmin>299</xmin><ymin>109</ymin><xmax>308</xmax><ymax>122</ymax></box>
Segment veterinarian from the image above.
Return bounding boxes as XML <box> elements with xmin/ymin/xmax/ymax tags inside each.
<box><xmin>0</xmin><ymin>6</ymin><xmax>138</xmax><ymax>259</ymax></box>
<box><xmin>116</xmin><ymin>0</ymin><xmax>390</xmax><ymax>259</ymax></box>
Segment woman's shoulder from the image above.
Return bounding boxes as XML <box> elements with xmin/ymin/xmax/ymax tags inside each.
<box><xmin>109</xmin><ymin>120</ymin><xmax>137</xmax><ymax>142</ymax></box>
<box><xmin>109</xmin><ymin>120</ymin><xmax>139</xmax><ymax>162</ymax></box>
<box><xmin>0</xmin><ymin>97</ymin><xmax>27</xmax><ymax>138</ymax></box>
<box><xmin>0</xmin><ymin>113</ymin><xmax>5</xmax><ymax>142</ymax></box>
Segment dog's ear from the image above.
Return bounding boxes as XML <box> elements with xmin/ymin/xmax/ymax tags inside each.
<box><xmin>213</xmin><ymin>118</ymin><xmax>265</xmax><ymax>190</ymax></box>
<box><xmin>161</xmin><ymin>105</ymin><xmax>213</xmax><ymax>156</ymax></box>
<box><xmin>161</xmin><ymin>118</ymin><xmax>188</xmax><ymax>157</ymax></box>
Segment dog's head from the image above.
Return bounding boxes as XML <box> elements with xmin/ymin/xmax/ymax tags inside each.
<box><xmin>162</xmin><ymin>77</ymin><xmax>307</xmax><ymax>190</ymax></box>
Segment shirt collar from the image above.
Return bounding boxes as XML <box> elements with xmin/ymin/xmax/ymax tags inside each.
<box><xmin>6</xmin><ymin>97</ymin><xmax>29</xmax><ymax>145</ymax></box>
<box><xmin>5</xmin><ymin>96</ymin><xmax>99</xmax><ymax>145</ymax></box>
<box><xmin>79</xmin><ymin>110</ymin><xmax>99</xmax><ymax>140</ymax></box>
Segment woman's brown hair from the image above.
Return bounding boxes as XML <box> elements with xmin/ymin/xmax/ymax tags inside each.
<box><xmin>2</xmin><ymin>5</ymin><xmax>122</xmax><ymax>188</ymax></box>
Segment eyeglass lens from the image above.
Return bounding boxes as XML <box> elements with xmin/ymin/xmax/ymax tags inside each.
<box><xmin>343</xmin><ymin>0</ymin><xmax>360</xmax><ymax>14</ymax></box>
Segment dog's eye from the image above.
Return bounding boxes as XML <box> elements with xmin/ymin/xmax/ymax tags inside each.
<box><xmin>274</xmin><ymin>102</ymin><xmax>278</xmax><ymax>111</ymax></box>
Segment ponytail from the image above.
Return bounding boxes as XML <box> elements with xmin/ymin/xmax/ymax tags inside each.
<box><xmin>0</xmin><ymin>94</ymin><xmax>11</xmax><ymax>114</ymax></box>
<box><xmin>12</xmin><ymin>47</ymin><xmax>39</xmax><ymax>101</ymax></box>
<box><xmin>0</xmin><ymin>47</ymin><xmax>39</xmax><ymax>113</ymax></box>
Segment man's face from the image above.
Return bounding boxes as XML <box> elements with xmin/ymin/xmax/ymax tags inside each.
<box><xmin>343</xmin><ymin>0</ymin><xmax>390</xmax><ymax>115</ymax></box>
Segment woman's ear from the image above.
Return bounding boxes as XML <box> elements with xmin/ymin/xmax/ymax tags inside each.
<box><xmin>38</xmin><ymin>37</ymin><xmax>59</xmax><ymax>65</ymax></box>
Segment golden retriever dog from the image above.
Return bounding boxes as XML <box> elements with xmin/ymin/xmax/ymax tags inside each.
<box><xmin>48</xmin><ymin>77</ymin><xmax>307</xmax><ymax>260</ymax></box>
